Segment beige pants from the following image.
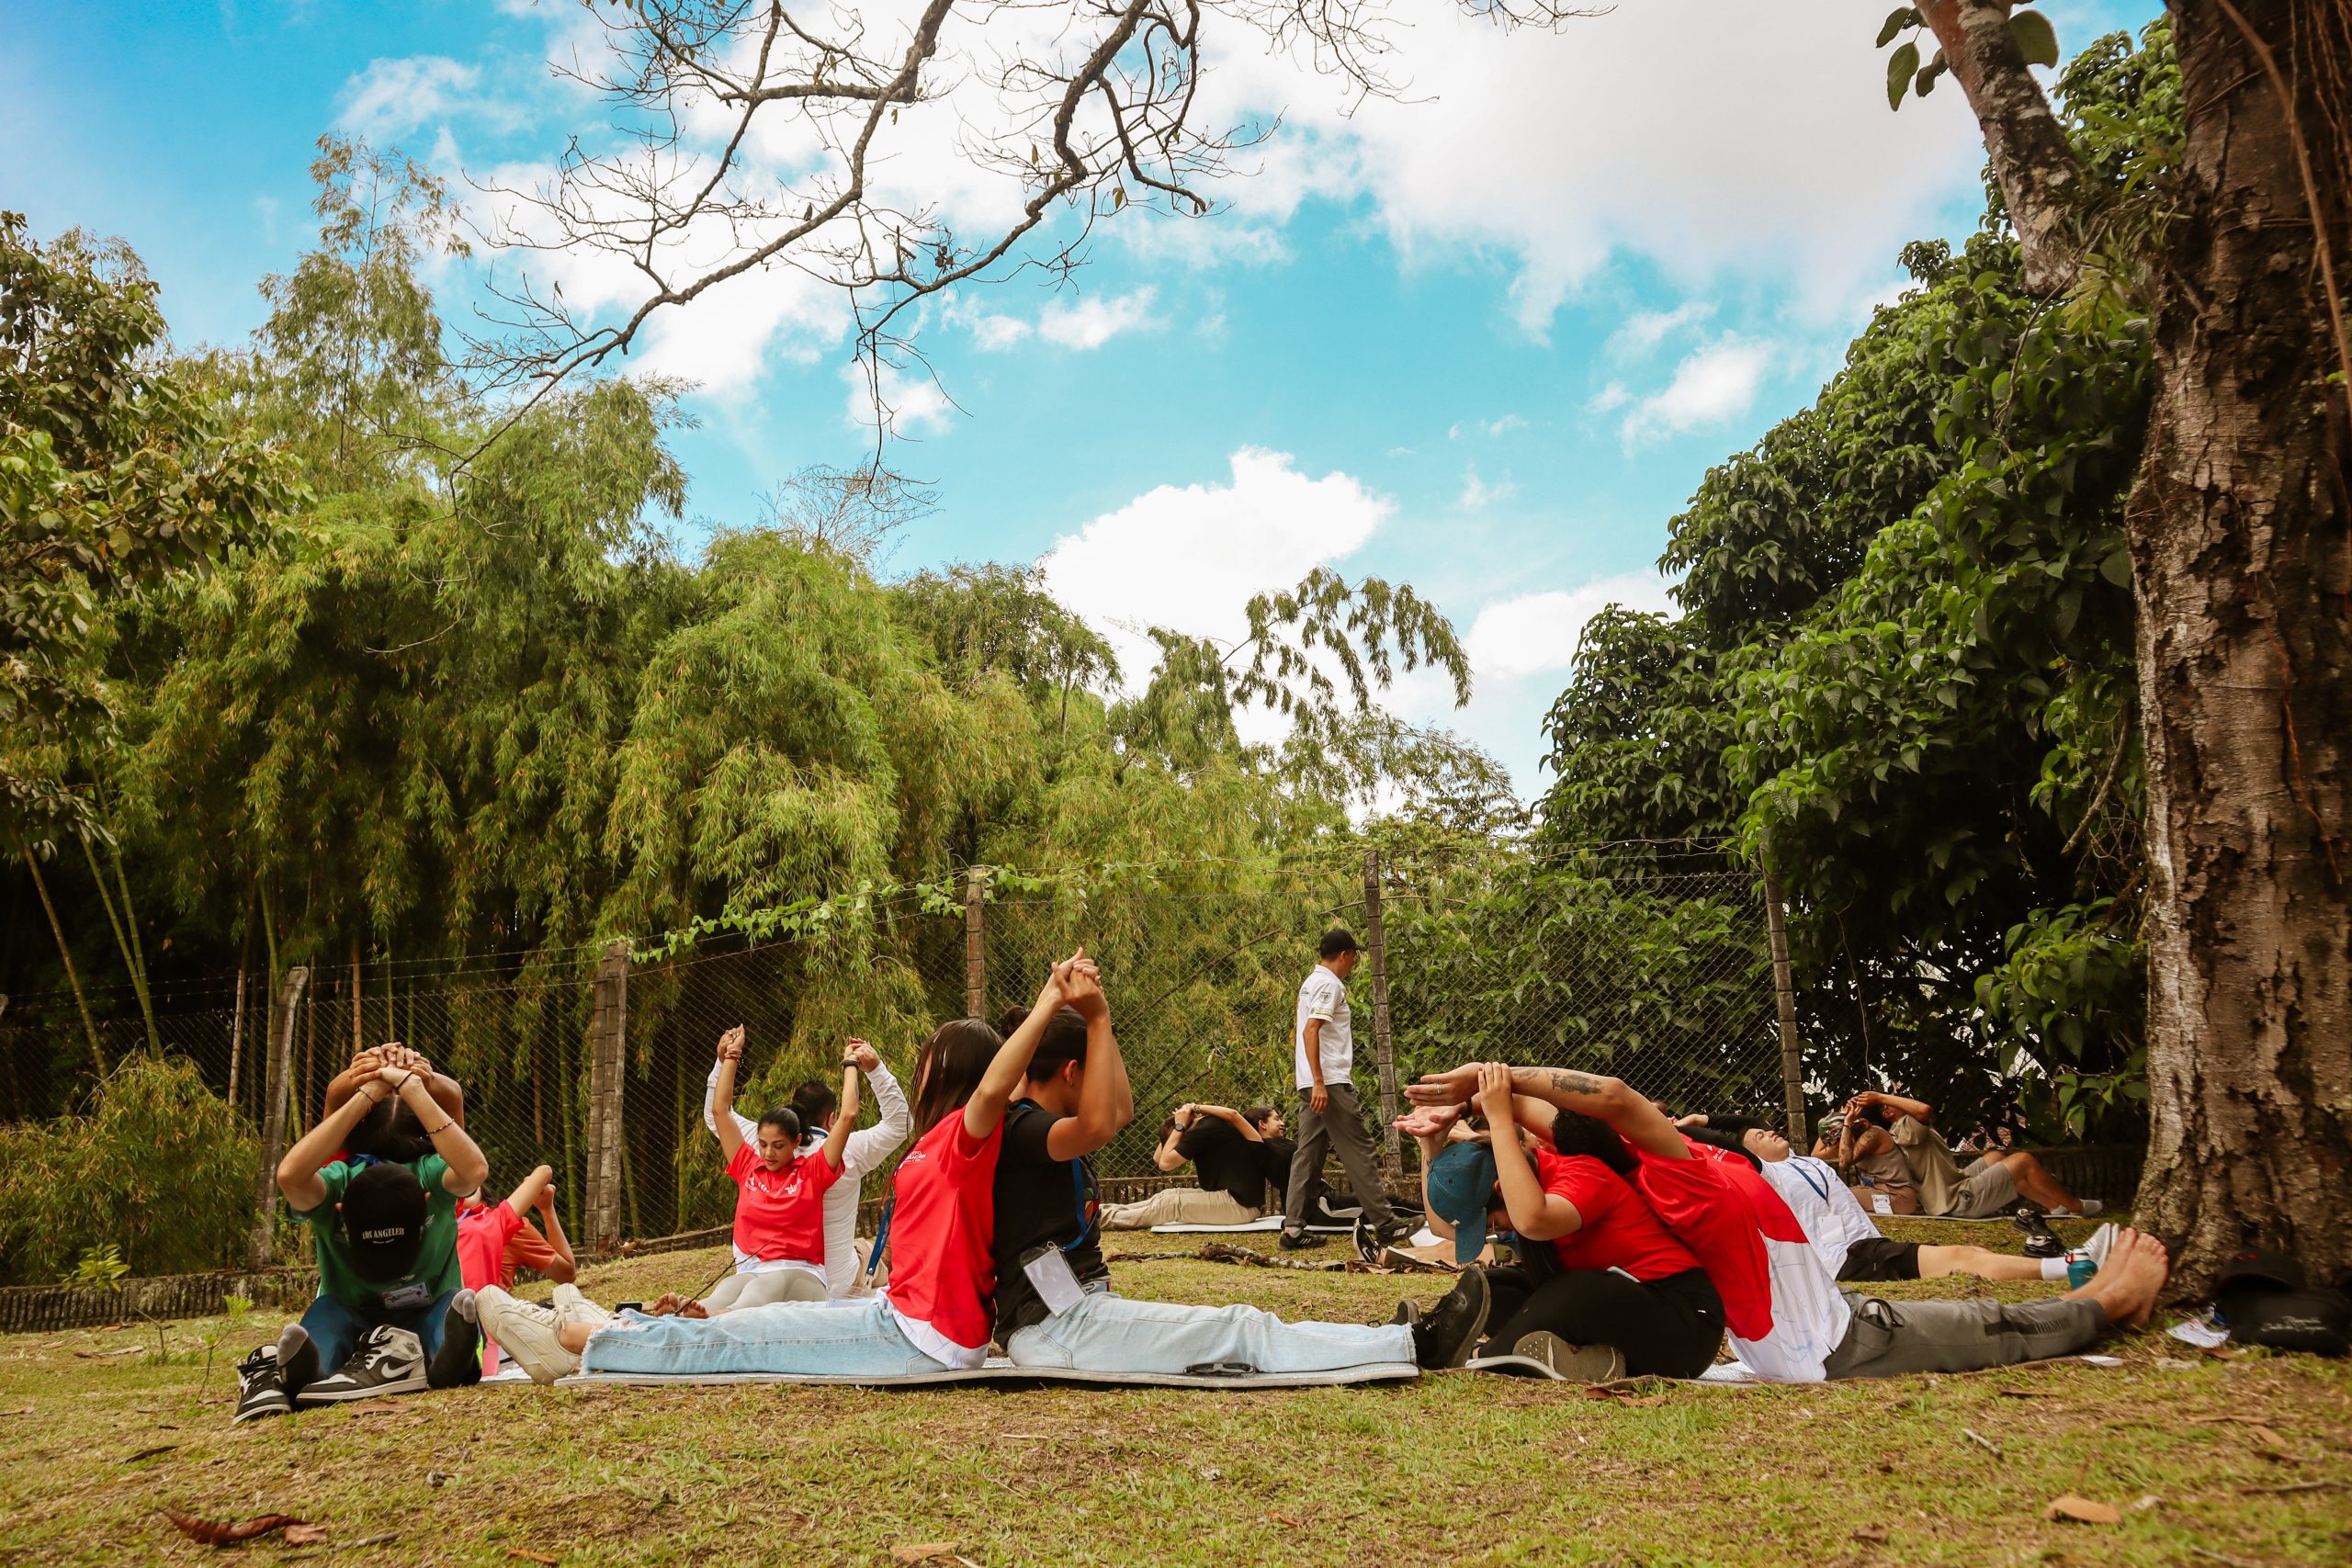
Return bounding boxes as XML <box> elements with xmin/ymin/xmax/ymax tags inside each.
<box><xmin>1098</xmin><ymin>1188</ymin><xmax>1261</xmax><ymax>1230</ymax></box>
<box><xmin>702</xmin><ymin>1266</ymin><xmax>829</xmax><ymax>1312</ymax></box>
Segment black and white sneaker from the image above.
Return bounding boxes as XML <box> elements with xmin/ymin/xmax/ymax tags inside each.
<box><xmin>1411</xmin><ymin>1267</ymin><xmax>1492</xmax><ymax>1369</ymax></box>
<box><xmin>1352</xmin><ymin>1216</ymin><xmax>1384</xmax><ymax>1267</ymax></box>
<box><xmin>1277</xmin><ymin>1227</ymin><xmax>1329</xmax><ymax>1252</ymax></box>
<box><xmin>2012</xmin><ymin>1205</ymin><xmax>2065</xmax><ymax>1259</ymax></box>
<box><xmin>275</xmin><ymin>1322</ymin><xmax>319</xmax><ymax>1400</ymax></box>
<box><xmin>232</xmin><ymin>1346</ymin><xmax>291</xmax><ymax>1424</ymax></box>
<box><xmin>296</xmin><ymin>1325</ymin><xmax>427</xmax><ymax>1403</ymax></box>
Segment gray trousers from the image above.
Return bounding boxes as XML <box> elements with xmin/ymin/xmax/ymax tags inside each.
<box><xmin>1822</xmin><ymin>1291</ymin><xmax>2106</xmax><ymax>1379</ymax></box>
<box><xmin>1283</xmin><ymin>1082</ymin><xmax>1397</xmax><ymax>1233</ymax></box>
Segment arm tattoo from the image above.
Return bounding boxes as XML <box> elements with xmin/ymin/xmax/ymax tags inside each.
<box><xmin>1531</xmin><ymin>1068</ymin><xmax>1605</xmax><ymax>1098</ymax></box>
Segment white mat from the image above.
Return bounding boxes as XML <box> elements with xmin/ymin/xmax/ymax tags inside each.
<box><xmin>1143</xmin><ymin>1219</ymin><xmax>1438</xmax><ymax>1240</ymax></box>
<box><xmin>551</xmin><ymin>1357</ymin><xmax>1419</xmax><ymax>1390</ymax></box>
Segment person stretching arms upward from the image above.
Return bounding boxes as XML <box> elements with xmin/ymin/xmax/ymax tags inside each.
<box><xmin>478</xmin><ymin>954</ymin><xmax>1093</xmax><ymax>1382</ymax></box>
<box><xmin>697</xmin><ymin>1028</ymin><xmax>860</xmax><ymax>1310</ymax></box>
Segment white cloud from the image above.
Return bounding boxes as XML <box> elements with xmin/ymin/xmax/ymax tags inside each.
<box><xmin>968</xmin><ymin>312</ymin><xmax>1034</xmax><ymax>351</ymax></box>
<box><xmin>1450</xmin><ymin>412</ymin><xmax>1528</xmax><ymax>440</ymax></box>
<box><xmin>1457</xmin><ymin>468</ymin><xmax>1518</xmax><ymax>510</ymax></box>
<box><xmin>1608</xmin><ymin>301</ymin><xmax>1715</xmax><ymax>360</ymax></box>
<box><xmin>1464</xmin><ymin>570</ymin><xmax>1679</xmax><ymax>682</ymax></box>
<box><xmin>842</xmin><ymin>359</ymin><xmax>955</xmax><ymax>438</ymax></box>
<box><xmin>1587</xmin><ymin>383</ymin><xmax>1633</xmax><ymax>414</ymax></box>
<box><xmin>336</xmin><ymin>56</ymin><xmax>489</xmax><ymax>140</ymax></box>
<box><xmin>1039</xmin><ymin>447</ymin><xmax>1390</xmax><ymax>686</ymax></box>
<box><xmin>1036</xmin><ymin>287</ymin><xmax>1161</xmax><ymax>350</ymax></box>
<box><xmin>1622</xmin><ymin>338</ymin><xmax>1773</xmax><ymax>446</ymax></box>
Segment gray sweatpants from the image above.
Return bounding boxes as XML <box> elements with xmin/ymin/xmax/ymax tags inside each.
<box><xmin>1822</xmin><ymin>1291</ymin><xmax>2106</xmax><ymax>1379</ymax></box>
<box><xmin>1282</xmin><ymin>1082</ymin><xmax>1397</xmax><ymax>1234</ymax></box>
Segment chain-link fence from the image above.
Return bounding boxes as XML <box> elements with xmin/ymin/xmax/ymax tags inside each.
<box><xmin>0</xmin><ymin>841</ymin><xmax>1790</xmax><ymax>1281</ymax></box>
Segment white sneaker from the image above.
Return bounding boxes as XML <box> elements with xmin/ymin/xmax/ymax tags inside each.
<box><xmin>2082</xmin><ymin>1222</ymin><xmax>2119</xmax><ymax>1266</ymax></box>
<box><xmin>549</xmin><ymin>1283</ymin><xmax>613</xmax><ymax>1332</ymax></box>
<box><xmin>477</xmin><ymin>1286</ymin><xmax>581</xmax><ymax>1385</ymax></box>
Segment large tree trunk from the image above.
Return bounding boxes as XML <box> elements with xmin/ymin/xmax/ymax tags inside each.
<box><xmin>2129</xmin><ymin>0</ymin><xmax>2352</xmax><ymax>1293</ymax></box>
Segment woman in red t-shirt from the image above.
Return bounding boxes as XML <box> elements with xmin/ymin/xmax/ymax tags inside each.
<box><xmin>1410</xmin><ymin>1064</ymin><xmax>1725</xmax><ymax>1381</ymax></box>
<box><xmin>475</xmin><ymin>955</ymin><xmax>1094</xmax><ymax>1383</ymax></box>
<box><xmin>696</xmin><ymin>1026</ymin><xmax>860</xmax><ymax>1311</ymax></box>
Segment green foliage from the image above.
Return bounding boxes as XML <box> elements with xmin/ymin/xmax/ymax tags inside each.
<box><xmin>65</xmin><ymin>1244</ymin><xmax>128</xmax><ymax>1288</ymax></box>
<box><xmin>0</xmin><ymin>210</ymin><xmax>299</xmax><ymax>845</ymax></box>
<box><xmin>0</xmin><ymin>1056</ymin><xmax>259</xmax><ymax>1285</ymax></box>
<box><xmin>1541</xmin><ymin>23</ymin><xmax>2177</xmax><ymax>1137</ymax></box>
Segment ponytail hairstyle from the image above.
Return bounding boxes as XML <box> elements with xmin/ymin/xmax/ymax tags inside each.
<box><xmin>910</xmin><ymin>1019</ymin><xmax>1004</xmax><ymax>1133</ymax></box>
<box><xmin>1549</xmin><ymin>1108</ymin><xmax>1639</xmax><ymax>1179</ymax></box>
<box><xmin>788</xmin><ymin>1078</ymin><xmax>837</xmax><ymax>1132</ymax></box>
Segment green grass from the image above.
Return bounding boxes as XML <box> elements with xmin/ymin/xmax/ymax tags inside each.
<box><xmin>5</xmin><ymin>1218</ymin><xmax>2347</xmax><ymax>1566</ymax></box>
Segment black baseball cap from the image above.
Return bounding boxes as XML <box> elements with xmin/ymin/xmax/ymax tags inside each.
<box><xmin>341</xmin><ymin>1162</ymin><xmax>428</xmax><ymax>1282</ymax></box>
<box><xmin>2216</xmin><ymin>1247</ymin><xmax>2304</xmax><ymax>1294</ymax></box>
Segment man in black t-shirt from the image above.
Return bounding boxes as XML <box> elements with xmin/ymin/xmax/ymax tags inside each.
<box><xmin>1100</xmin><ymin>1103</ymin><xmax>1286</xmax><ymax>1229</ymax></box>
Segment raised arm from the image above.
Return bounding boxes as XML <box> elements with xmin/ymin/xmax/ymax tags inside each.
<box><xmin>841</xmin><ymin>1040</ymin><xmax>911</xmax><ymax>1173</ymax></box>
<box><xmin>506</xmin><ymin>1163</ymin><xmax>556</xmax><ymax>1215</ymax></box>
<box><xmin>965</xmin><ymin>952</ymin><xmax>1082</xmax><ymax>1140</ymax></box>
<box><xmin>1478</xmin><ymin>1066</ymin><xmax>1584</xmax><ymax>1241</ymax></box>
<box><xmin>1858</xmin><ymin>1089</ymin><xmax>1934</xmax><ymax>1124</ymax></box>
<box><xmin>324</xmin><ymin>1044</ymin><xmax>467</xmax><ymax>1129</ymax></box>
<box><xmin>704</xmin><ymin>1055</ymin><xmax>758</xmax><ymax>1144</ymax></box>
<box><xmin>1046</xmin><ymin>960</ymin><xmax>1131</xmax><ymax>1160</ymax></box>
<box><xmin>277</xmin><ymin>1073</ymin><xmax>390</xmax><ymax>1213</ymax></box>
<box><xmin>1396</xmin><ymin>1103</ymin><xmax>1463</xmax><ymax>1242</ymax></box>
<box><xmin>529</xmin><ymin>1178</ymin><xmax>578</xmax><ymax>1284</ymax></box>
<box><xmin>1410</xmin><ymin>1062</ymin><xmax>1688</xmax><ymax>1163</ymax></box>
<box><xmin>1197</xmin><ymin>1104</ymin><xmax>1263</xmax><ymax>1143</ymax></box>
<box><xmin>820</xmin><ymin>1051</ymin><xmax>860</xmax><ymax>1171</ymax></box>
<box><xmin>1154</xmin><ymin>1111</ymin><xmax>1192</xmax><ymax>1173</ymax></box>
<box><xmin>711</xmin><ymin>1027</ymin><xmax>747</xmax><ymax>1164</ymax></box>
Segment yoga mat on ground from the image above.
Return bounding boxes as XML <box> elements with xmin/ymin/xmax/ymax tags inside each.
<box><xmin>547</xmin><ymin>1358</ymin><xmax>1419</xmax><ymax>1390</ymax></box>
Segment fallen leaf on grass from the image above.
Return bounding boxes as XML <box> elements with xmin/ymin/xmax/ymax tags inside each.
<box><xmin>1850</xmin><ymin>1524</ymin><xmax>1889</xmax><ymax>1543</ymax></box>
<box><xmin>0</xmin><ymin>1407</ymin><xmax>34</xmax><ymax>1416</ymax></box>
<box><xmin>2043</xmin><ymin>1495</ymin><xmax>2121</xmax><ymax>1526</ymax></box>
<box><xmin>1267</xmin><ymin>1512</ymin><xmax>1303</xmax><ymax>1528</ymax></box>
<box><xmin>74</xmin><ymin>1348</ymin><xmax>141</xmax><ymax>1359</ymax></box>
<box><xmin>122</xmin><ymin>1445</ymin><xmax>178</xmax><ymax>1463</ymax></box>
<box><xmin>160</xmin><ymin>1510</ymin><xmax>307</xmax><ymax>1545</ymax></box>
<box><xmin>283</xmin><ymin>1524</ymin><xmax>329</xmax><ymax>1546</ymax></box>
<box><xmin>891</xmin><ymin>1544</ymin><xmax>959</xmax><ymax>1563</ymax></box>
<box><xmin>506</xmin><ymin>1551</ymin><xmax>559</xmax><ymax>1565</ymax></box>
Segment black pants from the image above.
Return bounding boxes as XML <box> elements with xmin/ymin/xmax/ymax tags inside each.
<box><xmin>1481</xmin><ymin>1265</ymin><xmax>1724</xmax><ymax>1379</ymax></box>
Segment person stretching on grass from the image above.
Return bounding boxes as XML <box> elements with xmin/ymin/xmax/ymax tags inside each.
<box><xmin>455</xmin><ymin>1164</ymin><xmax>576</xmax><ymax>1377</ymax></box>
<box><xmin>234</xmin><ymin>1057</ymin><xmax>490</xmax><ymax>1421</ymax></box>
<box><xmin>988</xmin><ymin>966</ymin><xmax>1483</xmax><ymax>1376</ymax></box>
<box><xmin>706</xmin><ymin>1038</ymin><xmax>910</xmax><ymax>1296</ymax></box>
<box><xmin>1681</xmin><ymin>1117</ymin><xmax>2105</xmax><ymax>1287</ymax></box>
<box><xmin>1398</xmin><ymin>1068</ymin><xmax>1726</xmax><ymax>1382</ymax></box>
<box><xmin>1409</xmin><ymin>1064</ymin><xmax>2170</xmax><ymax>1382</ymax></box>
<box><xmin>1826</xmin><ymin>1089</ymin><xmax>2098</xmax><ymax>1220</ymax></box>
<box><xmin>692</xmin><ymin>1026</ymin><xmax>860</xmax><ymax>1310</ymax></box>
<box><xmin>1099</xmin><ymin>1102</ymin><xmax>1289</xmax><ymax>1229</ymax></box>
<box><xmin>479</xmin><ymin>954</ymin><xmax>1096</xmax><ymax>1382</ymax></box>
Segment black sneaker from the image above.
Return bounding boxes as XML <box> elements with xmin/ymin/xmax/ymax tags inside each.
<box><xmin>1410</xmin><ymin>1267</ymin><xmax>1492</xmax><ymax>1369</ymax></box>
<box><xmin>232</xmin><ymin>1346</ymin><xmax>290</xmax><ymax>1424</ymax></box>
<box><xmin>1374</xmin><ymin>1219</ymin><xmax>1417</xmax><ymax>1248</ymax></box>
<box><xmin>1278</xmin><ymin>1227</ymin><xmax>1329</xmax><ymax>1252</ymax></box>
<box><xmin>296</xmin><ymin>1325</ymin><xmax>427</xmax><ymax>1403</ymax></box>
<box><xmin>1352</xmin><ymin>1217</ymin><xmax>1383</xmax><ymax>1267</ymax></box>
<box><xmin>275</xmin><ymin>1322</ymin><xmax>319</xmax><ymax>1399</ymax></box>
<box><xmin>425</xmin><ymin>1290</ymin><xmax>482</xmax><ymax>1389</ymax></box>
<box><xmin>2012</xmin><ymin>1205</ymin><xmax>2064</xmax><ymax>1259</ymax></box>
<box><xmin>1389</xmin><ymin>1299</ymin><xmax>1421</xmax><ymax>1328</ymax></box>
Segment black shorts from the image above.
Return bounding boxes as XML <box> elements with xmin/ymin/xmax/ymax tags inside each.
<box><xmin>1838</xmin><ymin>1237</ymin><xmax>1922</xmax><ymax>1282</ymax></box>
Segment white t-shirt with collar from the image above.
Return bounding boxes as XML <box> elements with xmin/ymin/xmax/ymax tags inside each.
<box><xmin>1294</xmin><ymin>964</ymin><xmax>1354</xmax><ymax>1090</ymax></box>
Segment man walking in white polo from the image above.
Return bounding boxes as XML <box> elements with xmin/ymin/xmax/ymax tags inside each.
<box><xmin>1280</xmin><ymin>929</ymin><xmax>1405</xmax><ymax>1251</ymax></box>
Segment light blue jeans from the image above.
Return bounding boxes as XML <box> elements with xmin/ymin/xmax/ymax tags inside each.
<box><xmin>1004</xmin><ymin>1285</ymin><xmax>1415</xmax><ymax>1374</ymax></box>
<box><xmin>579</xmin><ymin>1296</ymin><xmax>947</xmax><ymax>1378</ymax></box>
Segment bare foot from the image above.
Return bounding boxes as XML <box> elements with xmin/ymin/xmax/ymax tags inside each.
<box><xmin>2070</xmin><ymin>1227</ymin><xmax>2168</xmax><ymax>1328</ymax></box>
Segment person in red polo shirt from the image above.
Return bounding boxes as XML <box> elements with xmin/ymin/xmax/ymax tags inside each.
<box><xmin>695</xmin><ymin>1026</ymin><xmax>860</xmax><ymax>1311</ymax></box>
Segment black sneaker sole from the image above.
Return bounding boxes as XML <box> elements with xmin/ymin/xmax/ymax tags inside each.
<box><xmin>232</xmin><ymin>1395</ymin><xmax>291</xmax><ymax>1424</ymax></box>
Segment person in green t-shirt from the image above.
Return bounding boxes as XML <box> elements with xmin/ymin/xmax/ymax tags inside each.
<box><xmin>234</xmin><ymin>1052</ymin><xmax>491</xmax><ymax>1423</ymax></box>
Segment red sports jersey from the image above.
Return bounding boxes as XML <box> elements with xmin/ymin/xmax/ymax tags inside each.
<box><xmin>455</xmin><ymin>1200</ymin><xmax>526</xmax><ymax>1375</ymax></box>
<box><xmin>1535</xmin><ymin>1148</ymin><xmax>1700</xmax><ymax>1281</ymax></box>
<box><xmin>726</xmin><ymin>1141</ymin><xmax>845</xmax><ymax>1265</ymax></box>
<box><xmin>881</xmin><ymin>1113</ymin><xmax>1002</xmax><ymax>1356</ymax></box>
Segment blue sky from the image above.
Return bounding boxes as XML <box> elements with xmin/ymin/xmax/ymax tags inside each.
<box><xmin>4</xmin><ymin>0</ymin><xmax>2156</xmax><ymax>795</ymax></box>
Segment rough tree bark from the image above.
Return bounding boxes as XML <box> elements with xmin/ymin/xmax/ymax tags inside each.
<box><xmin>1927</xmin><ymin>0</ymin><xmax>2351</xmax><ymax>1292</ymax></box>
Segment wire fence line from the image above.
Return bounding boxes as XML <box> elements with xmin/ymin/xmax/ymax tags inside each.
<box><xmin>0</xmin><ymin>841</ymin><xmax>1793</xmax><ymax>1275</ymax></box>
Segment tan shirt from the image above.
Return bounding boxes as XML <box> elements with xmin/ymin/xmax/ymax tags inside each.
<box><xmin>1889</xmin><ymin>1114</ymin><xmax>1967</xmax><ymax>1216</ymax></box>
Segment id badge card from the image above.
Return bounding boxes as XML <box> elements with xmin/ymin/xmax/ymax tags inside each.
<box><xmin>1871</xmin><ymin>1192</ymin><xmax>1894</xmax><ymax>1216</ymax></box>
<box><xmin>379</xmin><ymin>1280</ymin><xmax>431</xmax><ymax>1311</ymax></box>
<box><xmin>1020</xmin><ymin>1244</ymin><xmax>1086</xmax><ymax>1317</ymax></box>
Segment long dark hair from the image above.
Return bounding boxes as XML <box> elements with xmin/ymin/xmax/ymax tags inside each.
<box><xmin>348</xmin><ymin>1096</ymin><xmax>435</xmax><ymax>1165</ymax></box>
<box><xmin>911</xmin><ymin>1019</ymin><xmax>1003</xmax><ymax>1133</ymax></box>
<box><xmin>1550</xmin><ymin>1109</ymin><xmax>1639</xmax><ymax>1178</ymax></box>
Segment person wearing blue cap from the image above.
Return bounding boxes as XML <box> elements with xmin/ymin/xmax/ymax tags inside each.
<box><xmin>1402</xmin><ymin>1065</ymin><xmax>1724</xmax><ymax>1381</ymax></box>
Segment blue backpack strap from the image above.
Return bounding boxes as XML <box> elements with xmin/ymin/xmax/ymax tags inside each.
<box><xmin>1012</xmin><ymin>1100</ymin><xmax>1098</xmax><ymax>1254</ymax></box>
<box><xmin>865</xmin><ymin>1197</ymin><xmax>895</xmax><ymax>1282</ymax></box>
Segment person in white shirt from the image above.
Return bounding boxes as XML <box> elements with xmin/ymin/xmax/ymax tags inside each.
<box><xmin>705</xmin><ymin>1037</ymin><xmax>911</xmax><ymax>1298</ymax></box>
<box><xmin>1280</xmin><ymin>929</ymin><xmax>1406</xmax><ymax>1252</ymax></box>
<box><xmin>1681</xmin><ymin>1117</ymin><xmax>2079</xmax><ymax>1284</ymax></box>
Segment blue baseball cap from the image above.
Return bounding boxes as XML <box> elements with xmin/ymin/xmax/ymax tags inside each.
<box><xmin>1426</xmin><ymin>1141</ymin><xmax>1499</xmax><ymax>1265</ymax></box>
